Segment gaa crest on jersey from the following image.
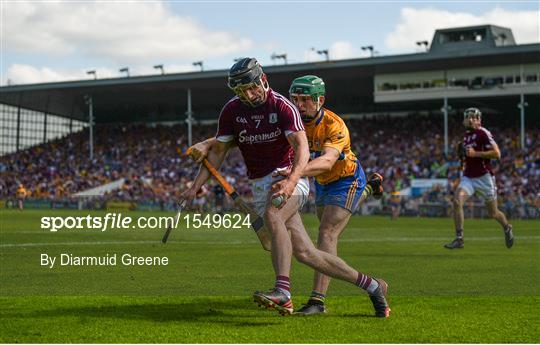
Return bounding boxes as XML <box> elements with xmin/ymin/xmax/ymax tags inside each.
<box><xmin>269</xmin><ymin>113</ymin><xmax>277</xmax><ymax>124</ymax></box>
<box><xmin>236</xmin><ymin>116</ymin><xmax>248</xmax><ymax>124</ymax></box>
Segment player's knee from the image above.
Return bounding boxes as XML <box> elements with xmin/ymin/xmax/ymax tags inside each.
<box><xmin>293</xmin><ymin>245</ymin><xmax>316</xmax><ymax>264</ymax></box>
<box><xmin>294</xmin><ymin>249</ymin><xmax>313</xmax><ymax>264</ymax></box>
<box><xmin>317</xmin><ymin>227</ymin><xmax>339</xmax><ymax>246</ymax></box>
<box><xmin>486</xmin><ymin>207</ymin><xmax>497</xmax><ymax>218</ymax></box>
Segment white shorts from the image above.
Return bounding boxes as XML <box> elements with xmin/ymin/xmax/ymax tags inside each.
<box><xmin>459</xmin><ymin>173</ymin><xmax>497</xmax><ymax>201</ymax></box>
<box><xmin>251</xmin><ymin>169</ymin><xmax>309</xmax><ymax>216</ymax></box>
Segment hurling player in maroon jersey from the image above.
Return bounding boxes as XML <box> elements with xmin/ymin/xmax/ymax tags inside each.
<box><xmin>445</xmin><ymin>108</ymin><xmax>514</xmax><ymax>249</ymax></box>
<box><xmin>182</xmin><ymin>58</ymin><xmax>390</xmax><ymax>317</ymax></box>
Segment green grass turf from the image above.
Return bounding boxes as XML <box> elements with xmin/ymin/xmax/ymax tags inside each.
<box><xmin>1</xmin><ymin>209</ymin><xmax>539</xmax><ymax>343</ymax></box>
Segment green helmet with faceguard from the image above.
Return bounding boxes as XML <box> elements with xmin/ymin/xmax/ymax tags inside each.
<box><xmin>289</xmin><ymin>75</ymin><xmax>325</xmax><ymax>101</ymax></box>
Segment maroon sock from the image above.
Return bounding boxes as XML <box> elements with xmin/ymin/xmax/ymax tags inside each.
<box><xmin>275</xmin><ymin>275</ymin><xmax>290</xmax><ymax>294</ymax></box>
<box><xmin>356</xmin><ymin>272</ymin><xmax>373</xmax><ymax>290</ymax></box>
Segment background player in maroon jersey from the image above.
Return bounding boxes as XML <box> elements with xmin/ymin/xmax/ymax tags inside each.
<box><xmin>445</xmin><ymin>107</ymin><xmax>514</xmax><ymax>249</ymax></box>
<box><xmin>182</xmin><ymin>58</ymin><xmax>390</xmax><ymax>317</ymax></box>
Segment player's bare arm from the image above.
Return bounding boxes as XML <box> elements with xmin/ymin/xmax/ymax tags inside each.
<box><xmin>303</xmin><ymin>147</ymin><xmax>341</xmax><ymax>176</ymax></box>
<box><xmin>182</xmin><ymin>140</ymin><xmax>233</xmax><ymax>204</ymax></box>
<box><xmin>189</xmin><ymin>137</ymin><xmax>218</xmax><ymax>163</ymax></box>
<box><xmin>271</xmin><ymin>131</ymin><xmax>309</xmax><ymax>206</ymax></box>
<box><xmin>273</xmin><ymin>146</ymin><xmax>340</xmax><ymax>179</ymax></box>
<box><xmin>466</xmin><ymin>142</ymin><xmax>501</xmax><ymax>159</ymax></box>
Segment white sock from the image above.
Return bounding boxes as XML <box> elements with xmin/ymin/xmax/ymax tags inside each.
<box><xmin>366</xmin><ymin>279</ymin><xmax>380</xmax><ymax>294</ymax></box>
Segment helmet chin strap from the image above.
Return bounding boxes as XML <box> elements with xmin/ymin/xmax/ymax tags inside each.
<box><xmin>464</xmin><ymin>116</ymin><xmax>480</xmax><ymax>130</ymax></box>
<box><xmin>252</xmin><ymin>78</ymin><xmax>270</xmax><ymax>107</ymax></box>
<box><xmin>302</xmin><ymin>107</ymin><xmax>323</xmax><ymax>123</ymax></box>
<box><xmin>238</xmin><ymin>78</ymin><xmax>269</xmax><ymax>107</ymax></box>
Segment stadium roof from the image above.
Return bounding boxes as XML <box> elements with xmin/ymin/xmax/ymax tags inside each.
<box><xmin>1</xmin><ymin>25</ymin><xmax>539</xmax><ymax>123</ymax></box>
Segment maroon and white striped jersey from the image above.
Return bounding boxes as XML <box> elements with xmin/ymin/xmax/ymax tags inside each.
<box><xmin>216</xmin><ymin>89</ymin><xmax>304</xmax><ymax>179</ymax></box>
<box><xmin>463</xmin><ymin>127</ymin><xmax>497</xmax><ymax>178</ymax></box>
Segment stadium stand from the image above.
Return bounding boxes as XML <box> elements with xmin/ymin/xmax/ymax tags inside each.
<box><xmin>1</xmin><ymin>113</ymin><xmax>538</xmax><ymax>218</ymax></box>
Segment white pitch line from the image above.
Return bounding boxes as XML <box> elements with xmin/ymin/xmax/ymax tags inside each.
<box><xmin>0</xmin><ymin>240</ymin><xmax>159</xmax><ymax>248</ymax></box>
<box><xmin>9</xmin><ymin>226</ymin><xmax>539</xmax><ymax>235</ymax></box>
<box><xmin>1</xmin><ymin>236</ymin><xmax>539</xmax><ymax>248</ymax></box>
<box><xmin>339</xmin><ymin>236</ymin><xmax>540</xmax><ymax>243</ymax></box>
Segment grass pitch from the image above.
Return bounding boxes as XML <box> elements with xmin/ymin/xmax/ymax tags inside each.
<box><xmin>1</xmin><ymin>209</ymin><xmax>539</xmax><ymax>343</ymax></box>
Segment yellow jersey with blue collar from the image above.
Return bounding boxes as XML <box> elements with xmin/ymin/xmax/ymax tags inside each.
<box><xmin>16</xmin><ymin>186</ymin><xmax>27</xmax><ymax>198</ymax></box>
<box><xmin>304</xmin><ymin>108</ymin><xmax>358</xmax><ymax>185</ymax></box>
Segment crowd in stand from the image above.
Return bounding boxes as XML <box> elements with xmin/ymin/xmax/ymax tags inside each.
<box><xmin>1</xmin><ymin>113</ymin><xmax>538</xmax><ymax>218</ymax></box>
<box><xmin>350</xmin><ymin>114</ymin><xmax>539</xmax><ymax>217</ymax></box>
<box><xmin>0</xmin><ymin>123</ymin><xmax>249</xmax><ymax>207</ymax></box>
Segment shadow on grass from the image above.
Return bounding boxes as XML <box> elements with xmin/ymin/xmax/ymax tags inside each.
<box><xmin>6</xmin><ymin>298</ymin><xmax>284</xmax><ymax>327</ymax></box>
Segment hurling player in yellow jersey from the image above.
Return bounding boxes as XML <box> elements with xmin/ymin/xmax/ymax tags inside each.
<box><xmin>281</xmin><ymin>75</ymin><xmax>388</xmax><ymax>316</ymax></box>
<box><xmin>16</xmin><ymin>183</ymin><xmax>27</xmax><ymax>211</ymax></box>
